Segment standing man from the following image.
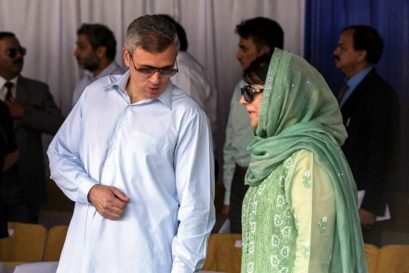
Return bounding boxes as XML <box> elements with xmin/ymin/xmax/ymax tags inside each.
<box><xmin>0</xmin><ymin>32</ymin><xmax>64</xmax><ymax>223</ymax></box>
<box><xmin>48</xmin><ymin>15</ymin><xmax>215</xmax><ymax>273</ymax></box>
<box><xmin>162</xmin><ymin>15</ymin><xmax>217</xmax><ymax>140</ymax></box>
<box><xmin>72</xmin><ymin>23</ymin><xmax>125</xmax><ymax>106</ymax></box>
<box><xmin>222</xmin><ymin>17</ymin><xmax>283</xmax><ymax>233</ymax></box>
<box><xmin>333</xmin><ymin>25</ymin><xmax>399</xmax><ymax>245</ymax></box>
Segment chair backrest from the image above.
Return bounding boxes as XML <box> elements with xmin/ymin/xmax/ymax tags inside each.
<box><xmin>202</xmin><ymin>233</ymin><xmax>242</xmax><ymax>273</ymax></box>
<box><xmin>42</xmin><ymin>225</ymin><xmax>68</xmax><ymax>261</ymax></box>
<box><xmin>376</xmin><ymin>245</ymin><xmax>409</xmax><ymax>273</ymax></box>
<box><xmin>364</xmin><ymin>243</ymin><xmax>379</xmax><ymax>273</ymax></box>
<box><xmin>0</xmin><ymin>222</ymin><xmax>47</xmax><ymax>262</ymax></box>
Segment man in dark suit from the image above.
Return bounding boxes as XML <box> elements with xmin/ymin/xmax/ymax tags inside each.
<box><xmin>0</xmin><ymin>31</ymin><xmax>64</xmax><ymax>223</ymax></box>
<box><xmin>333</xmin><ymin>25</ymin><xmax>399</xmax><ymax>245</ymax></box>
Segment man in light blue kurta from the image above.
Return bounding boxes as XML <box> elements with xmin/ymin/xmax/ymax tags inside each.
<box><xmin>47</xmin><ymin>15</ymin><xmax>215</xmax><ymax>273</ymax></box>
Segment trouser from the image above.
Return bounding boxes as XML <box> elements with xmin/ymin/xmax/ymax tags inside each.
<box><xmin>1</xmin><ymin>169</ymin><xmax>40</xmax><ymax>223</ymax></box>
<box><xmin>0</xmin><ymin>202</ymin><xmax>8</xmax><ymax>238</ymax></box>
<box><xmin>229</xmin><ymin>164</ymin><xmax>249</xmax><ymax>233</ymax></box>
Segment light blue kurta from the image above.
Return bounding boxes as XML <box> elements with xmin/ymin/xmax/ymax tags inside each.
<box><xmin>48</xmin><ymin>71</ymin><xmax>215</xmax><ymax>273</ymax></box>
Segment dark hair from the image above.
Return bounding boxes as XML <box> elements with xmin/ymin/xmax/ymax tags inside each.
<box><xmin>236</xmin><ymin>17</ymin><xmax>284</xmax><ymax>51</ymax></box>
<box><xmin>342</xmin><ymin>25</ymin><xmax>384</xmax><ymax>65</ymax></box>
<box><xmin>77</xmin><ymin>24</ymin><xmax>117</xmax><ymax>61</ymax></box>
<box><xmin>243</xmin><ymin>52</ymin><xmax>273</xmax><ymax>85</ymax></box>
<box><xmin>159</xmin><ymin>15</ymin><xmax>188</xmax><ymax>51</ymax></box>
<box><xmin>0</xmin><ymin>32</ymin><xmax>16</xmax><ymax>40</ymax></box>
<box><xmin>125</xmin><ymin>15</ymin><xmax>179</xmax><ymax>54</ymax></box>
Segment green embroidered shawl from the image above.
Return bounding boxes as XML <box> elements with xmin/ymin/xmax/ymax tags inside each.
<box><xmin>245</xmin><ymin>49</ymin><xmax>367</xmax><ymax>273</ymax></box>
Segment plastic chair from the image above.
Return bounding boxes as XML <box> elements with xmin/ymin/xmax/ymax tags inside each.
<box><xmin>0</xmin><ymin>222</ymin><xmax>47</xmax><ymax>262</ymax></box>
<box><xmin>364</xmin><ymin>243</ymin><xmax>379</xmax><ymax>273</ymax></box>
<box><xmin>202</xmin><ymin>233</ymin><xmax>242</xmax><ymax>273</ymax></box>
<box><xmin>42</xmin><ymin>225</ymin><xmax>68</xmax><ymax>261</ymax></box>
<box><xmin>376</xmin><ymin>245</ymin><xmax>409</xmax><ymax>273</ymax></box>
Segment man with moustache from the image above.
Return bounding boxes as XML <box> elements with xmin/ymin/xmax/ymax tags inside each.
<box><xmin>333</xmin><ymin>25</ymin><xmax>399</xmax><ymax>245</ymax></box>
<box><xmin>0</xmin><ymin>31</ymin><xmax>64</xmax><ymax>223</ymax></box>
<box><xmin>222</xmin><ymin>17</ymin><xmax>284</xmax><ymax>233</ymax></box>
<box><xmin>48</xmin><ymin>15</ymin><xmax>215</xmax><ymax>273</ymax></box>
<box><xmin>72</xmin><ymin>24</ymin><xmax>124</xmax><ymax>106</ymax></box>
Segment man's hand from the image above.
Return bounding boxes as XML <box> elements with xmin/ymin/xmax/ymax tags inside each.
<box><xmin>359</xmin><ymin>208</ymin><xmax>376</xmax><ymax>229</ymax></box>
<box><xmin>5</xmin><ymin>98</ymin><xmax>24</xmax><ymax>118</ymax></box>
<box><xmin>88</xmin><ymin>184</ymin><xmax>130</xmax><ymax>220</ymax></box>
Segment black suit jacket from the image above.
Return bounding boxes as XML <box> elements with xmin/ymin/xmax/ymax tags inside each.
<box><xmin>4</xmin><ymin>76</ymin><xmax>64</xmax><ymax>206</ymax></box>
<box><xmin>340</xmin><ymin>69</ymin><xmax>399</xmax><ymax>215</ymax></box>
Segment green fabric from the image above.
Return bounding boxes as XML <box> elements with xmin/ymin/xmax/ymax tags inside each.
<box><xmin>245</xmin><ymin>49</ymin><xmax>367</xmax><ymax>273</ymax></box>
<box><xmin>242</xmin><ymin>152</ymin><xmax>298</xmax><ymax>273</ymax></box>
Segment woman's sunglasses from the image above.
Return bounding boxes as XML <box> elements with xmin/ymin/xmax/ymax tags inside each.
<box><xmin>240</xmin><ymin>85</ymin><xmax>264</xmax><ymax>103</ymax></box>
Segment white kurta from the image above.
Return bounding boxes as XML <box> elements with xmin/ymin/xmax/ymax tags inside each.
<box><xmin>171</xmin><ymin>52</ymin><xmax>217</xmax><ymax>138</ymax></box>
<box><xmin>48</xmin><ymin>71</ymin><xmax>215</xmax><ymax>273</ymax></box>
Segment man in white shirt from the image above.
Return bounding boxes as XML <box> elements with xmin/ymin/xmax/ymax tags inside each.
<box><xmin>222</xmin><ymin>17</ymin><xmax>284</xmax><ymax>232</ymax></box>
<box><xmin>48</xmin><ymin>15</ymin><xmax>215</xmax><ymax>273</ymax></box>
<box><xmin>163</xmin><ymin>15</ymin><xmax>217</xmax><ymax>139</ymax></box>
<box><xmin>72</xmin><ymin>23</ymin><xmax>125</xmax><ymax>106</ymax></box>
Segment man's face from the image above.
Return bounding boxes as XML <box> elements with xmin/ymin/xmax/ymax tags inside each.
<box><xmin>74</xmin><ymin>34</ymin><xmax>100</xmax><ymax>71</ymax></box>
<box><xmin>333</xmin><ymin>29</ymin><xmax>366</xmax><ymax>77</ymax></box>
<box><xmin>0</xmin><ymin>36</ymin><xmax>24</xmax><ymax>79</ymax></box>
<box><xmin>123</xmin><ymin>44</ymin><xmax>177</xmax><ymax>102</ymax></box>
<box><xmin>236</xmin><ymin>37</ymin><xmax>266</xmax><ymax>70</ymax></box>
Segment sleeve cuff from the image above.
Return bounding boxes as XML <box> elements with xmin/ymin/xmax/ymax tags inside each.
<box><xmin>77</xmin><ymin>176</ymin><xmax>98</xmax><ymax>204</ymax></box>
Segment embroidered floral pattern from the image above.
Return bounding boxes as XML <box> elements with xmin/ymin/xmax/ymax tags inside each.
<box><xmin>318</xmin><ymin>216</ymin><xmax>328</xmax><ymax>233</ymax></box>
<box><xmin>302</xmin><ymin>170</ymin><xmax>312</xmax><ymax>188</ymax></box>
<box><xmin>302</xmin><ymin>245</ymin><xmax>311</xmax><ymax>258</ymax></box>
<box><xmin>241</xmin><ymin>153</ymin><xmax>298</xmax><ymax>272</ymax></box>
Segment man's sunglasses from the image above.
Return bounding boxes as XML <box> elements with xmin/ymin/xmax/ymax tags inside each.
<box><xmin>128</xmin><ymin>51</ymin><xmax>178</xmax><ymax>78</ymax></box>
<box><xmin>240</xmin><ymin>85</ymin><xmax>264</xmax><ymax>103</ymax></box>
<box><xmin>5</xmin><ymin>47</ymin><xmax>27</xmax><ymax>58</ymax></box>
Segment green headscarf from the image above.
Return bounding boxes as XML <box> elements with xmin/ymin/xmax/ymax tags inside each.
<box><xmin>246</xmin><ymin>49</ymin><xmax>367</xmax><ymax>273</ymax></box>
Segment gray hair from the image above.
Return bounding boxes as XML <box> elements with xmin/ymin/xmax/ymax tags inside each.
<box><xmin>125</xmin><ymin>15</ymin><xmax>180</xmax><ymax>54</ymax></box>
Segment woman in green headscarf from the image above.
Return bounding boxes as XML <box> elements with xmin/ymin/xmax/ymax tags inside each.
<box><xmin>240</xmin><ymin>49</ymin><xmax>367</xmax><ymax>273</ymax></box>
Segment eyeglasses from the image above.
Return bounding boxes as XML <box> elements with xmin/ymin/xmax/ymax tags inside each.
<box><xmin>128</xmin><ymin>51</ymin><xmax>178</xmax><ymax>78</ymax></box>
<box><xmin>240</xmin><ymin>85</ymin><xmax>264</xmax><ymax>103</ymax></box>
<box><xmin>5</xmin><ymin>47</ymin><xmax>27</xmax><ymax>58</ymax></box>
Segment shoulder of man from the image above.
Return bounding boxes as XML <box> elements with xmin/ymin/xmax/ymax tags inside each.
<box><xmin>17</xmin><ymin>75</ymin><xmax>49</xmax><ymax>89</ymax></box>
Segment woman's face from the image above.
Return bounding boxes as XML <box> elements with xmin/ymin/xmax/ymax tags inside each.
<box><xmin>240</xmin><ymin>84</ymin><xmax>264</xmax><ymax>128</ymax></box>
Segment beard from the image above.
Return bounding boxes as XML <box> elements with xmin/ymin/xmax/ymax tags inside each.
<box><xmin>80</xmin><ymin>54</ymin><xmax>100</xmax><ymax>71</ymax></box>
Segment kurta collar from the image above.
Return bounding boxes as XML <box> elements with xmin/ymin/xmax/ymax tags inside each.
<box><xmin>105</xmin><ymin>70</ymin><xmax>173</xmax><ymax>109</ymax></box>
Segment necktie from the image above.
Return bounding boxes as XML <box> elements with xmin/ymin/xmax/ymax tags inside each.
<box><xmin>336</xmin><ymin>82</ymin><xmax>348</xmax><ymax>102</ymax></box>
<box><xmin>4</xmin><ymin>81</ymin><xmax>14</xmax><ymax>101</ymax></box>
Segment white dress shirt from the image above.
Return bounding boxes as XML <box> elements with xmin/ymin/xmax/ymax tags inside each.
<box><xmin>171</xmin><ymin>52</ymin><xmax>217</xmax><ymax>138</ymax></box>
<box><xmin>48</xmin><ymin>71</ymin><xmax>215</xmax><ymax>273</ymax></box>
<box><xmin>0</xmin><ymin>76</ymin><xmax>17</xmax><ymax>101</ymax></box>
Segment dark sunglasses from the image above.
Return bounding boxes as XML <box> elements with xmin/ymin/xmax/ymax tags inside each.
<box><xmin>128</xmin><ymin>51</ymin><xmax>178</xmax><ymax>78</ymax></box>
<box><xmin>5</xmin><ymin>47</ymin><xmax>27</xmax><ymax>58</ymax></box>
<box><xmin>240</xmin><ymin>85</ymin><xmax>264</xmax><ymax>103</ymax></box>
